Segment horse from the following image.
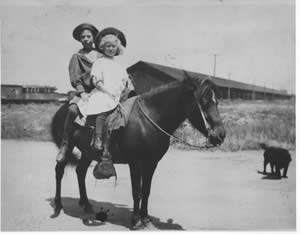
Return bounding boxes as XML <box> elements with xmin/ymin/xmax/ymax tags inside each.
<box><xmin>51</xmin><ymin>74</ymin><xmax>225</xmax><ymax>229</ymax></box>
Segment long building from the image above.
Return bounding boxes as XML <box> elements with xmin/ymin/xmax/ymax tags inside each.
<box><xmin>127</xmin><ymin>61</ymin><xmax>291</xmax><ymax>100</ymax></box>
<box><xmin>1</xmin><ymin>84</ymin><xmax>67</xmax><ymax>103</ymax></box>
<box><xmin>1</xmin><ymin>61</ymin><xmax>292</xmax><ymax>103</ymax></box>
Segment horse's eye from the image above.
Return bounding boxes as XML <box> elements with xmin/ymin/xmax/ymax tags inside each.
<box><xmin>200</xmin><ymin>100</ymin><xmax>209</xmax><ymax>107</ymax></box>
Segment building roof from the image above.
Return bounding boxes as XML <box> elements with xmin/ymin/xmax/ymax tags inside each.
<box><xmin>128</xmin><ymin>61</ymin><xmax>288</xmax><ymax>96</ymax></box>
<box><xmin>1</xmin><ymin>84</ymin><xmax>57</xmax><ymax>92</ymax></box>
<box><xmin>1</xmin><ymin>84</ymin><xmax>23</xmax><ymax>88</ymax></box>
<box><xmin>22</xmin><ymin>85</ymin><xmax>56</xmax><ymax>89</ymax></box>
<box><xmin>1</xmin><ymin>84</ymin><xmax>56</xmax><ymax>88</ymax></box>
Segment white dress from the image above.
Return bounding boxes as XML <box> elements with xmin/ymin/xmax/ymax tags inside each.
<box><xmin>77</xmin><ymin>57</ymin><xmax>129</xmax><ymax>116</ymax></box>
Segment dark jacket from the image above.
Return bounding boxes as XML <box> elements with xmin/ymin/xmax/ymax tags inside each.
<box><xmin>69</xmin><ymin>51</ymin><xmax>97</xmax><ymax>93</ymax></box>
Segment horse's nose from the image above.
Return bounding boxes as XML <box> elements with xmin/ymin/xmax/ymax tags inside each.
<box><xmin>214</xmin><ymin>126</ymin><xmax>225</xmax><ymax>144</ymax></box>
<box><xmin>219</xmin><ymin>127</ymin><xmax>226</xmax><ymax>142</ymax></box>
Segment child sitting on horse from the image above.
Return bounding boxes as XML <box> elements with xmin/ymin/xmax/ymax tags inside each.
<box><xmin>76</xmin><ymin>27</ymin><xmax>134</xmax><ymax>159</ymax></box>
<box><xmin>56</xmin><ymin>23</ymin><xmax>101</xmax><ymax>163</ymax></box>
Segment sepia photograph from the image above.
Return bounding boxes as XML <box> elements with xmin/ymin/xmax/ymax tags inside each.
<box><xmin>0</xmin><ymin>0</ymin><xmax>296</xmax><ymax>231</ymax></box>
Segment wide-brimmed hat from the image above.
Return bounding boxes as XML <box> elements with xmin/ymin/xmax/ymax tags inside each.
<box><xmin>95</xmin><ymin>27</ymin><xmax>127</xmax><ymax>49</ymax></box>
<box><xmin>72</xmin><ymin>23</ymin><xmax>99</xmax><ymax>41</ymax></box>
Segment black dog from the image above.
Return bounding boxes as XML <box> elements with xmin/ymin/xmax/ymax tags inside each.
<box><xmin>260</xmin><ymin>143</ymin><xmax>291</xmax><ymax>178</ymax></box>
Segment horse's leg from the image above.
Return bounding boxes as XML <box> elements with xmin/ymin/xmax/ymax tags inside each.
<box><xmin>129</xmin><ymin>161</ymin><xmax>143</xmax><ymax>229</ymax></box>
<box><xmin>76</xmin><ymin>152</ymin><xmax>93</xmax><ymax>212</ymax></box>
<box><xmin>140</xmin><ymin>161</ymin><xmax>158</xmax><ymax>225</ymax></box>
<box><xmin>271</xmin><ymin>163</ymin><xmax>275</xmax><ymax>174</ymax></box>
<box><xmin>275</xmin><ymin>164</ymin><xmax>281</xmax><ymax>178</ymax></box>
<box><xmin>54</xmin><ymin>146</ymin><xmax>73</xmax><ymax>210</ymax></box>
<box><xmin>263</xmin><ymin>160</ymin><xmax>267</xmax><ymax>174</ymax></box>
<box><xmin>282</xmin><ymin>163</ymin><xmax>289</xmax><ymax>178</ymax></box>
<box><xmin>54</xmin><ymin>160</ymin><xmax>67</xmax><ymax>210</ymax></box>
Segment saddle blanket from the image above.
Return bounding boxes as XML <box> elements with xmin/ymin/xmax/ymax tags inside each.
<box><xmin>105</xmin><ymin>96</ymin><xmax>138</xmax><ymax>131</ymax></box>
<box><xmin>74</xmin><ymin>96</ymin><xmax>138</xmax><ymax>131</ymax></box>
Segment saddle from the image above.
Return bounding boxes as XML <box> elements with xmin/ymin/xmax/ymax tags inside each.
<box><xmin>77</xmin><ymin>95</ymin><xmax>137</xmax><ymax>163</ymax></box>
<box><xmin>84</xmin><ymin>95</ymin><xmax>137</xmax><ymax>132</ymax></box>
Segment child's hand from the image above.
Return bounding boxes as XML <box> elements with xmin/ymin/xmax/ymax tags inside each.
<box><xmin>109</xmin><ymin>93</ymin><xmax>118</xmax><ymax>102</ymax></box>
<box><xmin>80</xmin><ymin>92</ymin><xmax>89</xmax><ymax>101</ymax></box>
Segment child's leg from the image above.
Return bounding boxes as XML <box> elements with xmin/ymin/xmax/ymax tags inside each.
<box><xmin>94</xmin><ymin>111</ymin><xmax>111</xmax><ymax>150</ymax></box>
<box><xmin>102</xmin><ymin>127</ymin><xmax>113</xmax><ymax>159</ymax></box>
<box><xmin>56</xmin><ymin>104</ymin><xmax>79</xmax><ymax>162</ymax></box>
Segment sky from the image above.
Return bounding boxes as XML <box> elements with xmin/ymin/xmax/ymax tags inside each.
<box><xmin>0</xmin><ymin>0</ymin><xmax>295</xmax><ymax>93</ymax></box>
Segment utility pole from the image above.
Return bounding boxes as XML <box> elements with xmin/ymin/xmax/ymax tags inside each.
<box><xmin>271</xmin><ymin>84</ymin><xmax>273</xmax><ymax>100</ymax></box>
<box><xmin>263</xmin><ymin>82</ymin><xmax>266</xmax><ymax>101</ymax></box>
<box><xmin>213</xmin><ymin>54</ymin><xmax>217</xmax><ymax>78</ymax></box>
<box><xmin>252</xmin><ymin>80</ymin><xmax>255</xmax><ymax>100</ymax></box>
<box><xmin>228</xmin><ymin>72</ymin><xmax>231</xmax><ymax>101</ymax></box>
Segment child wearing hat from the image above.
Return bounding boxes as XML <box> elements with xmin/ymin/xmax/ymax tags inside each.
<box><xmin>56</xmin><ymin>23</ymin><xmax>102</xmax><ymax>163</ymax></box>
<box><xmin>76</xmin><ymin>27</ymin><xmax>134</xmax><ymax>157</ymax></box>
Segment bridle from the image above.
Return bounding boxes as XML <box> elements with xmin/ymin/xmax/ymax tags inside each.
<box><xmin>136</xmin><ymin>83</ymin><xmax>216</xmax><ymax>149</ymax></box>
<box><xmin>194</xmin><ymin>93</ymin><xmax>213</xmax><ymax>138</ymax></box>
<box><xmin>192</xmin><ymin>78</ymin><xmax>218</xmax><ymax>138</ymax></box>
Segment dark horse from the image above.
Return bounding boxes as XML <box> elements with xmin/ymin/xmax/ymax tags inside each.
<box><xmin>51</xmin><ymin>74</ymin><xmax>225</xmax><ymax>229</ymax></box>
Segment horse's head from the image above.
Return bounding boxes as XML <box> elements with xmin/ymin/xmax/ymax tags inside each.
<box><xmin>183</xmin><ymin>72</ymin><xmax>225</xmax><ymax>146</ymax></box>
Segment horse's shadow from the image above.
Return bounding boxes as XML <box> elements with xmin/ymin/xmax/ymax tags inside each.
<box><xmin>257</xmin><ymin>170</ymin><xmax>281</xmax><ymax>180</ymax></box>
<box><xmin>46</xmin><ymin>197</ymin><xmax>184</xmax><ymax>230</ymax></box>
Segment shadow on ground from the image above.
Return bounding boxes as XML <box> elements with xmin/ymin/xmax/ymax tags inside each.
<box><xmin>46</xmin><ymin>197</ymin><xmax>184</xmax><ymax>230</ymax></box>
<box><xmin>257</xmin><ymin>170</ymin><xmax>282</xmax><ymax>180</ymax></box>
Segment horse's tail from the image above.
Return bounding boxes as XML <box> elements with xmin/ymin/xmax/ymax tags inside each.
<box><xmin>51</xmin><ymin>102</ymin><xmax>69</xmax><ymax>148</ymax></box>
<box><xmin>51</xmin><ymin>103</ymin><xmax>80</xmax><ymax>165</ymax></box>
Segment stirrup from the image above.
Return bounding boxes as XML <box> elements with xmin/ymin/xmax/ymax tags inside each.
<box><xmin>93</xmin><ymin>154</ymin><xmax>116</xmax><ymax>180</ymax></box>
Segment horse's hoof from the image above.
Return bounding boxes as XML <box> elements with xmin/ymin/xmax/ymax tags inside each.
<box><xmin>142</xmin><ymin>217</ymin><xmax>156</xmax><ymax>229</ymax></box>
<box><xmin>131</xmin><ymin>219</ymin><xmax>144</xmax><ymax>230</ymax></box>
<box><xmin>51</xmin><ymin>207</ymin><xmax>61</xmax><ymax>218</ymax></box>
<box><xmin>142</xmin><ymin>216</ymin><xmax>151</xmax><ymax>225</ymax></box>
<box><xmin>131</xmin><ymin>214</ymin><xmax>145</xmax><ymax>230</ymax></box>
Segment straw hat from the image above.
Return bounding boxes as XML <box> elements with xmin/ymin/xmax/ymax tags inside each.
<box><xmin>95</xmin><ymin>27</ymin><xmax>127</xmax><ymax>48</ymax></box>
<box><xmin>72</xmin><ymin>23</ymin><xmax>99</xmax><ymax>41</ymax></box>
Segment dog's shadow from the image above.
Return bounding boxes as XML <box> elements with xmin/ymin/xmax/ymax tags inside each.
<box><xmin>46</xmin><ymin>197</ymin><xmax>184</xmax><ymax>230</ymax></box>
<box><xmin>257</xmin><ymin>170</ymin><xmax>281</xmax><ymax>180</ymax></box>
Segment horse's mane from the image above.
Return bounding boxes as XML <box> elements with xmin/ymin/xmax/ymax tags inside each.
<box><xmin>141</xmin><ymin>81</ymin><xmax>182</xmax><ymax>102</ymax></box>
<box><xmin>140</xmin><ymin>75</ymin><xmax>219</xmax><ymax>103</ymax></box>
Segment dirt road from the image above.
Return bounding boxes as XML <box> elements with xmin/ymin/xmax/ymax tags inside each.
<box><xmin>1</xmin><ymin>140</ymin><xmax>296</xmax><ymax>231</ymax></box>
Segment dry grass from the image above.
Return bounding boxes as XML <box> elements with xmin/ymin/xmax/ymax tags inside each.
<box><xmin>1</xmin><ymin>100</ymin><xmax>295</xmax><ymax>151</ymax></box>
<box><xmin>1</xmin><ymin>103</ymin><xmax>61</xmax><ymax>141</ymax></box>
<box><xmin>220</xmin><ymin>100</ymin><xmax>295</xmax><ymax>150</ymax></box>
<box><xmin>172</xmin><ymin>99</ymin><xmax>295</xmax><ymax>151</ymax></box>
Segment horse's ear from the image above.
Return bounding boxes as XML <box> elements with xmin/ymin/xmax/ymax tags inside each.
<box><xmin>200</xmin><ymin>78</ymin><xmax>220</xmax><ymax>98</ymax></box>
<box><xmin>183</xmin><ymin>77</ymin><xmax>197</xmax><ymax>93</ymax></box>
<box><xmin>183</xmin><ymin>70</ymin><xmax>192</xmax><ymax>79</ymax></box>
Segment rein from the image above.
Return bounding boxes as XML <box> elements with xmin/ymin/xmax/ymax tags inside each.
<box><xmin>137</xmin><ymin>97</ymin><xmax>214</xmax><ymax>150</ymax></box>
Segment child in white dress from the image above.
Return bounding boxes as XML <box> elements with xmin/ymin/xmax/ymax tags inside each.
<box><xmin>76</xmin><ymin>29</ymin><xmax>132</xmax><ymax>151</ymax></box>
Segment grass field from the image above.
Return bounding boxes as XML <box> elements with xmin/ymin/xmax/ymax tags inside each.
<box><xmin>1</xmin><ymin>102</ymin><xmax>61</xmax><ymax>141</ymax></box>
<box><xmin>172</xmin><ymin>99</ymin><xmax>295</xmax><ymax>151</ymax></box>
<box><xmin>1</xmin><ymin>100</ymin><xmax>295</xmax><ymax>151</ymax></box>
